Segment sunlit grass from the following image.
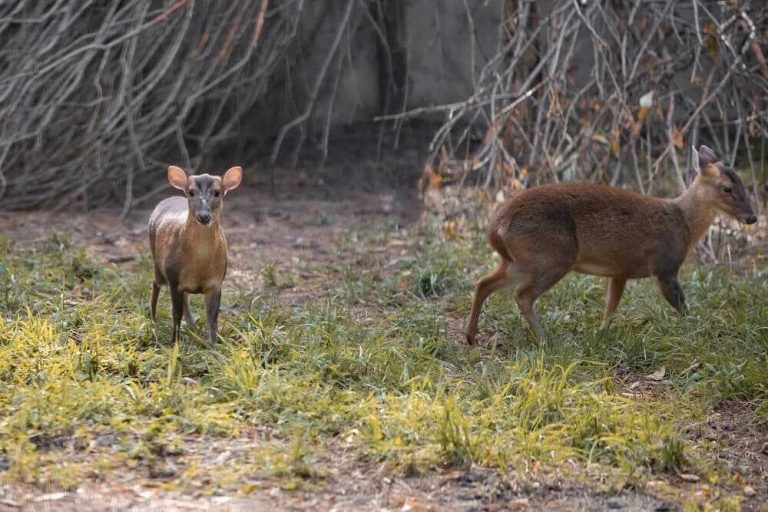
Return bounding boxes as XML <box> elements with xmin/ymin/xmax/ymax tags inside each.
<box><xmin>0</xmin><ymin>227</ymin><xmax>765</xmax><ymax>500</ymax></box>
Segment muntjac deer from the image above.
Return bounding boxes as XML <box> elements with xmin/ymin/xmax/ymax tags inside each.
<box><xmin>149</xmin><ymin>165</ymin><xmax>243</xmax><ymax>344</ymax></box>
<box><xmin>466</xmin><ymin>145</ymin><xmax>757</xmax><ymax>344</ymax></box>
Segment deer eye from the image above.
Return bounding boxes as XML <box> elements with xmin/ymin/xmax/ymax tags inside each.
<box><xmin>188</xmin><ymin>190</ymin><xmax>196</xmax><ymax>197</ymax></box>
<box><xmin>723</xmin><ymin>187</ymin><xmax>733</xmax><ymax>194</ymax></box>
<box><xmin>213</xmin><ymin>190</ymin><xmax>221</xmax><ymax>198</ymax></box>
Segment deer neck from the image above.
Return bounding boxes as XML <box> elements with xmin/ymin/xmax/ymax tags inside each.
<box><xmin>183</xmin><ymin>212</ymin><xmax>223</xmax><ymax>245</ymax></box>
<box><xmin>673</xmin><ymin>179</ymin><xmax>718</xmax><ymax>248</ymax></box>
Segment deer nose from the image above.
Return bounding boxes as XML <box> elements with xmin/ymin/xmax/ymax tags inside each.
<box><xmin>745</xmin><ymin>214</ymin><xmax>757</xmax><ymax>225</ymax></box>
<box><xmin>196</xmin><ymin>212</ymin><xmax>212</xmax><ymax>225</ymax></box>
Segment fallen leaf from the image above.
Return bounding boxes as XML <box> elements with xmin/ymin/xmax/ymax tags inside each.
<box><xmin>749</xmin><ymin>119</ymin><xmax>759</xmax><ymax>137</ymax></box>
<box><xmin>484</xmin><ymin>119</ymin><xmax>502</xmax><ymax>144</ymax></box>
<box><xmin>744</xmin><ymin>485</ymin><xmax>756</xmax><ymax>497</ymax></box>
<box><xmin>704</xmin><ymin>23</ymin><xmax>719</xmax><ymax>56</ymax></box>
<box><xmin>417</xmin><ymin>163</ymin><xmax>434</xmax><ymax>193</ymax></box>
<box><xmin>678</xmin><ymin>473</ymin><xmax>700</xmax><ymax>482</ymax></box>
<box><xmin>610</xmin><ymin>127</ymin><xmax>621</xmax><ymax>156</ymax></box>
<box><xmin>389</xmin><ymin>494</ymin><xmax>406</xmax><ymax>507</ymax></box>
<box><xmin>639</xmin><ymin>91</ymin><xmax>654</xmax><ymax>108</ymax></box>
<box><xmin>636</xmin><ymin>106</ymin><xmax>650</xmax><ymax>128</ymax></box>
<box><xmin>508</xmin><ymin>498</ymin><xmax>530</xmax><ymax>510</ymax></box>
<box><xmin>402</xmin><ymin>496</ymin><xmax>426</xmax><ymax>512</ymax></box>
<box><xmin>646</xmin><ymin>367</ymin><xmax>666</xmax><ymax>381</ymax></box>
<box><xmin>671</xmin><ymin>126</ymin><xmax>684</xmax><ymax>149</ymax></box>
<box><xmin>439</xmin><ymin>145</ymin><xmax>449</xmax><ymax>166</ymax></box>
<box><xmin>501</xmin><ymin>160</ymin><xmax>515</xmax><ymax>177</ymax></box>
<box><xmin>33</xmin><ymin>493</ymin><xmax>69</xmax><ymax>502</ymax></box>
<box><xmin>591</xmin><ymin>133</ymin><xmax>609</xmax><ymax>146</ymax></box>
<box><xmin>681</xmin><ymin>362</ymin><xmax>700</xmax><ymax>374</ymax></box>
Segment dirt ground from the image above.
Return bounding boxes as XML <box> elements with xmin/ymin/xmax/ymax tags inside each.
<box><xmin>1</xmin><ymin>173</ymin><xmax>767</xmax><ymax>512</ymax></box>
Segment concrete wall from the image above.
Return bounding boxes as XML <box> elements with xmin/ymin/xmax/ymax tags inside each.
<box><xmin>404</xmin><ymin>0</ymin><xmax>502</xmax><ymax>109</ymax></box>
<box><xmin>289</xmin><ymin>0</ymin><xmax>503</xmax><ymax>127</ymax></box>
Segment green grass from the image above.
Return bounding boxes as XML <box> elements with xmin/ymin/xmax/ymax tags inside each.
<box><xmin>0</xmin><ymin>227</ymin><xmax>766</xmax><ymax>502</ymax></box>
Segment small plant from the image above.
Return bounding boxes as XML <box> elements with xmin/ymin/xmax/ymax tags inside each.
<box><xmin>71</xmin><ymin>249</ymin><xmax>99</xmax><ymax>281</ymax></box>
<box><xmin>416</xmin><ymin>270</ymin><xmax>442</xmax><ymax>298</ymax></box>
<box><xmin>437</xmin><ymin>397</ymin><xmax>478</xmax><ymax>468</ymax></box>
<box><xmin>261</xmin><ymin>263</ymin><xmax>280</xmax><ymax>289</ymax></box>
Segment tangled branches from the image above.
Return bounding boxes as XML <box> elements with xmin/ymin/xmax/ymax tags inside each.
<box><xmin>416</xmin><ymin>0</ymin><xmax>768</xmax><ymax>206</ymax></box>
<box><xmin>0</xmin><ymin>0</ymin><xmax>299</xmax><ymax>211</ymax></box>
<box><xmin>3</xmin><ymin>0</ymin><xmax>767</xmax><ymax>216</ymax></box>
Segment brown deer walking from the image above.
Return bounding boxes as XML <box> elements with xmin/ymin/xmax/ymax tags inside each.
<box><xmin>466</xmin><ymin>145</ymin><xmax>757</xmax><ymax>344</ymax></box>
<box><xmin>149</xmin><ymin>165</ymin><xmax>243</xmax><ymax>344</ymax></box>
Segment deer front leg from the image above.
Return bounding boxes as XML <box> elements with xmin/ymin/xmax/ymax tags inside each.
<box><xmin>601</xmin><ymin>277</ymin><xmax>627</xmax><ymax>328</ymax></box>
<box><xmin>656</xmin><ymin>274</ymin><xmax>687</xmax><ymax>315</ymax></box>
<box><xmin>170</xmin><ymin>287</ymin><xmax>184</xmax><ymax>344</ymax></box>
<box><xmin>204</xmin><ymin>287</ymin><xmax>222</xmax><ymax>344</ymax></box>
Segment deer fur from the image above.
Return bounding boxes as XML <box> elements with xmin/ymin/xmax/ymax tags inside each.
<box><xmin>466</xmin><ymin>145</ymin><xmax>757</xmax><ymax>344</ymax></box>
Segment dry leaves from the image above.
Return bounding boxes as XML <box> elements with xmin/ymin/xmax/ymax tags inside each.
<box><xmin>418</xmin><ymin>163</ymin><xmax>443</xmax><ymax>194</ymax></box>
<box><xmin>671</xmin><ymin>126</ymin><xmax>684</xmax><ymax>149</ymax></box>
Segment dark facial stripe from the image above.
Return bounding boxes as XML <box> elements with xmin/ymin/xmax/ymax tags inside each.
<box><xmin>193</xmin><ymin>175</ymin><xmax>215</xmax><ymax>191</ymax></box>
<box><xmin>720</xmin><ymin>166</ymin><xmax>742</xmax><ymax>186</ymax></box>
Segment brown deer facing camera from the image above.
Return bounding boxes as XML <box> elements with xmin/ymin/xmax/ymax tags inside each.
<box><xmin>466</xmin><ymin>145</ymin><xmax>757</xmax><ymax>344</ymax></box>
<box><xmin>149</xmin><ymin>165</ymin><xmax>243</xmax><ymax>344</ymax></box>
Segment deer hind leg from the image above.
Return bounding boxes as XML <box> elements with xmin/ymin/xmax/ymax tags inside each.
<box><xmin>466</xmin><ymin>259</ymin><xmax>516</xmax><ymax>345</ymax></box>
<box><xmin>514</xmin><ymin>262</ymin><xmax>573</xmax><ymax>341</ymax></box>
<box><xmin>182</xmin><ymin>292</ymin><xmax>194</xmax><ymax>325</ymax></box>
<box><xmin>150</xmin><ymin>265</ymin><xmax>165</xmax><ymax>321</ymax></box>
<box><xmin>150</xmin><ymin>282</ymin><xmax>161</xmax><ymax>321</ymax></box>
<box><xmin>601</xmin><ymin>277</ymin><xmax>627</xmax><ymax>328</ymax></box>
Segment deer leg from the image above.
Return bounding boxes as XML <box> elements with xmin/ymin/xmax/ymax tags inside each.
<box><xmin>150</xmin><ymin>282</ymin><xmax>161</xmax><ymax>320</ymax></box>
<box><xmin>170</xmin><ymin>287</ymin><xmax>184</xmax><ymax>344</ymax></box>
<box><xmin>182</xmin><ymin>292</ymin><xmax>194</xmax><ymax>325</ymax></box>
<box><xmin>601</xmin><ymin>277</ymin><xmax>627</xmax><ymax>328</ymax></box>
<box><xmin>514</xmin><ymin>265</ymin><xmax>571</xmax><ymax>341</ymax></box>
<box><xmin>656</xmin><ymin>274</ymin><xmax>687</xmax><ymax>315</ymax></box>
<box><xmin>150</xmin><ymin>265</ymin><xmax>166</xmax><ymax>321</ymax></box>
<box><xmin>204</xmin><ymin>287</ymin><xmax>222</xmax><ymax>345</ymax></box>
<box><xmin>466</xmin><ymin>260</ymin><xmax>515</xmax><ymax>345</ymax></box>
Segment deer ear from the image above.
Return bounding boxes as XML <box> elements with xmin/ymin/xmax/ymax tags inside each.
<box><xmin>168</xmin><ymin>166</ymin><xmax>188</xmax><ymax>190</ymax></box>
<box><xmin>698</xmin><ymin>145</ymin><xmax>717</xmax><ymax>165</ymax></box>
<box><xmin>691</xmin><ymin>146</ymin><xmax>701</xmax><ymax>175</ymax></box>
<box><xmin>693</xmin><ymin>145</ymin><xmax>721</xmax><ymax>178</ymax></box>
<box><xmin>222</xmin><ymin>166</ymin><xmax>243</xmax><ymax>192</ymax></box>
